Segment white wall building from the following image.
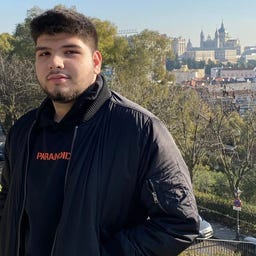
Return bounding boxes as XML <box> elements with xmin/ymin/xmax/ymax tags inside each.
<box><xmin>210</xmin><ymin>67</ymin><xmax>256</xmax><ymax>79</ymax></box>
<box><xmin>172</xmin><ymin>37</ymin><xmax>187</xmax><ymax>56</ymax></box>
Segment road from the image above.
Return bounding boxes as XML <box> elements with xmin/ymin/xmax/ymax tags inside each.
<box><xmin>211</xmin><ymin>221</ymin><xmax>241</xmax><ymax>240</ymax></box>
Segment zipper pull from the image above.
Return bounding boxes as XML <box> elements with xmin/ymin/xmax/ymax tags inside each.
<box><xmin>148</xmin><ymin>179</ymin><xmax>159</xmax><ymax>204</ymax></box>
<box><xmin>152</xmin><ymin>191</ymin><xmax>158</xmax><ymax>204</ymax></box>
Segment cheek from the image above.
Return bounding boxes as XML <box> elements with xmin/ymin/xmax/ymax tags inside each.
<box><xmin>35</xmin><ymin>63</ymin><xmax>46</xmax><ymax>77</ymax></box>
<box><xmin>35</xmin><ymin>62</ymin><xmax>41</xmax><ymax>74</ymax></box>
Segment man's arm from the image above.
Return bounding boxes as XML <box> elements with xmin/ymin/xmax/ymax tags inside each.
<box><xmin>102</xmin><ymin>118</ymin><xmax>199</xmax><ymax>256</ymax></box>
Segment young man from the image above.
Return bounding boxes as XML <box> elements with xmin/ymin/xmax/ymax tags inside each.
<box><xmin>0</xmin><ymin>7</ymin><xmax>199</xmax><ymax>256</ymax></box>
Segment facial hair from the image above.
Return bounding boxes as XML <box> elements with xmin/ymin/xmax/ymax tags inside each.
<box><xmin>41</xmin><ymin>87</ymin><xmax>80</xmax><ymax>103</ymax></box>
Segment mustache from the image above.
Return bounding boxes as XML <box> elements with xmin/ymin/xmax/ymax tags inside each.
<box><xmin>46</xmin><ymin>70</ymin><xmax>70</xmax><ymax>80</ymax></box>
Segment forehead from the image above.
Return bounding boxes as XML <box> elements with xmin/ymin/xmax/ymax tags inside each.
<box><xmin>36</xmin><ymin>33</ymin><xmax>87</xmax><ymax>48</ymax></box>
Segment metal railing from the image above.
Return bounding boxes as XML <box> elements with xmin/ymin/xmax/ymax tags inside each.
<box><xmin>180</xmin><ymin>238</ymin><xmax>256</xmax><ymax>256</ymax></box>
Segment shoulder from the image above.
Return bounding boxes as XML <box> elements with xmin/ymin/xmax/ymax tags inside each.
<box><xmin>10</xmin><ymin>98</ymin><xmax>50</xmax><ymax>134</ymax></box>
<box><xmin>109</xmin><ymin>90</ymin><xmax>157</xmax><ymax>122</ymax></box>
<box><xmin>8</xmin><ymin>108</ymin><xmax>38</xmax><ymax>138</ymax></box>
<box><xmin>13</xmin><ymin>109</ymin><xmax>37</xmax><ymax>127</ymax></box>
<box><xmin>106</xmin><ymin>90</ymin><xmax>170</xmax><ymax>139</ymax></box>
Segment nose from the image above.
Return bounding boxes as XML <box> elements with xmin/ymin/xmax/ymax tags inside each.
<box><xmin>48</xmin><ymin>54</ymin><xmax>64</xmax><ymax>70</ymax></box>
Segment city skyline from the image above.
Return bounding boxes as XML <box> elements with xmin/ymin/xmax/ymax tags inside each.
<box><xmin>1</xmin><ymin>0</ymin><xmax>256</xmax><ymax>48</ymax></box>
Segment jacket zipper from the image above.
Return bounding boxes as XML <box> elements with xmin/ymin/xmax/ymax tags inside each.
<box><xmin>147</xmin><ymin>179</ymin><xmax>168</xmax><ymax>214</ymax></box>
<box><xmin>50</xmin><ymin>126</ymin><xmax>78</xmax><ymax>256</ymax></box>
<box><xmin>16</xmin><ymin>120</ymin><xmax>36</xmax><ymax>256</ymax></box>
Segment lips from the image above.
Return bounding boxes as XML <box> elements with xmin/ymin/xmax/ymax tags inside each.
<box><xmin>47</xmin><ymin>73</ymin><xmax>69</xmax><ymax>80</ymax></box>
<box><xmin>46</xmin><ymin>72</ymin><xmax>70</xmax><ymax>84</ymax></box>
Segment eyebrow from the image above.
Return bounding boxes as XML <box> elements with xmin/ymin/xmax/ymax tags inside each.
<box><xmin>35</xmin><ymin>44</ymin><xmax>82</xmax><ymax>52</ymax></box>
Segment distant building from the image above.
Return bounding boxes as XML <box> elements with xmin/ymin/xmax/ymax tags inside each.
<box><xmin>183</xmin><ymin>22</ymin><xmax>241</xmax><ymax>63</ymax></box>
<box><xmin>199</xmin><ymin>21</ymin><xmax>241</xmax><ymax>55</ymax></box>
<box><xmin>171</xmin><ymin>65</ymin><xmax>205</xmax><ymax>84</ymax></box>
<box><xmin>215</xmin><ymin>49</ymin><xmax>237</xmax><ymax>63</ymax></box>
<box><xmin>183</xmin><ymin>50</ymin><xmax>215</xmax><ymax>62</ymax></box>
<box><xmin>172</xmin><ymin>37</ymin><xmax>187</xmax><ymax>56</ymax></box>
<box><xmin>241</xmin><ymin>46</ymin><xmax>256</xmax><ymax>62</ymax></box>
<box><xmin>244</xmin><ymin>54</ymin><xmax>256</xmax><ymax>62</ymax></box>
<box><xmin>220</xmin><ymin>68</ymin><xmax>256</xmax><ymax>80</ymax></box>
<box><xmin>210</xmin><ymin>67</ymin><xmax>256</xmax><ymax>80</ymax></box>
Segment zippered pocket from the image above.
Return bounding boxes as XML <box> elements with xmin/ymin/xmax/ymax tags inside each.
<box><xmin>146</xmin><ymin>170</ymin><xmax>193</xmax><ymax>217</ymax></box>
<box><xmin>147</xmin><ymin>178</ymin><xmax>169</xmax><ymax>214</ymax></box>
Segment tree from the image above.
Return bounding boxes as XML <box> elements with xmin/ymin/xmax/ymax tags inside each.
<box><xmin>169</xmin><ymin>88</ymin><xmax>211</xmax><ymax>180</ymax></box>
<box><xmin>241</xmin><ymin>167</ymin><xmax>256</xmax><ymax>203</ymax></box>
<box><xmin>247</xmin><ymin>59</ymin><xmax>256</xmax><ymax>69</ymax></box>
<box><xmin>108</xmin><ymin>29</ymin><xmax>175</xmax><ymax>113</ymax></box>
<box><xmin>0</xmin><ymin>54</ymin><xmax>43</xmax><ymax>130</ymax></box>
<box><xmin>0</xmin><ymin>33</ymin><xmax>14</xmax><ymax>54</ymax></box>
<box><xmin>92</xmin><ymin>18</ymin><xmax>129</xmax><ymax>69</ymax></box>
<box><xmin>181</xmin><ymin>58</ymin><xmax>206</xmax><ymax>69</ymax></box>
<box><xmin>204</xmin><ymin>59</ymin><xmax>216</xmax><ymax>76</ymax></box>
<box><xmin>193</xmin><ymin>165</ymin><xmax>230</xmax><ymax>196</ymax></box>
<box><xmin>166</xmin><ymin>54</ymin><xmax>181</xmax><ymax>71</ymax></box>
<box><xmin>113</xmin><ymin>30</ymin><xmax>173</xmax><ymax>86</ymax></box>
<box><xmin>11</xmin><ymin>6</ymin><xmax>43</xmax><ymax>60</ymax></box>
<box><xmin>207</xmin><ymin>105</ymin><xmax>256</xmax><ymax>197</ymax></box>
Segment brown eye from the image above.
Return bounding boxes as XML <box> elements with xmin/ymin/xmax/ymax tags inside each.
<box><xmin>65</xmin><ymin>50</ymin><xmax>79</xmax><ymax>55</ymax></box>
<box><xmin>38</xmin><ymin>52</ymin><xmax>50</xmax><ymax>57</ymax></box>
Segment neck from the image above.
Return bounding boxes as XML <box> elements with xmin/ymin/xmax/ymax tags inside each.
<box><xmin>52</xmin><ymin>101</ymin><xmax>75</xmax><ymax>123</ymax></box>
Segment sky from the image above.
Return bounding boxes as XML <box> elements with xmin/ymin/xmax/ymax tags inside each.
<box><xmin>1</xmin><ymin>0</ymin><xmax>256</xmax><ymax>48</ymax></box>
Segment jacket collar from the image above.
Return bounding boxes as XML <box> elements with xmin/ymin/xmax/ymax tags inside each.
<box><xmin>35</xmin><ymin>74</ymin><xmax>111</xmax><ymax>126</ymax></box>
<box><xmin>81</xmin><ymin>74</ymin><xmax>111</xmax><ymax>121</ymax></box>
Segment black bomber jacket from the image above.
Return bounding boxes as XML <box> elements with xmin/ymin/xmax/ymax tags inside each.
<box><xmin>0</xmin><ymin>75</ymin><xmax>199</xmax><ymax>256</ymax></box>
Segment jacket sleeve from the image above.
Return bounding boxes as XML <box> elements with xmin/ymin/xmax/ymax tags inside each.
<box><xmin>102</xmin><ymin>117</ymin><xmax>200</xmax><ymax>256</ymax></box>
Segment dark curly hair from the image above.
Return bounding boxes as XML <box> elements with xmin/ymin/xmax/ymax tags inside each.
<box><xmin>30</xmin><ymin>7</ymin><xmax>98</xmax><ymax>51</ymax></box>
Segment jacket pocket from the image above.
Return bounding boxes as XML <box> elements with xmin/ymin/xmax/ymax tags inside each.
<box><xmin>147</xmin><ymin>178</ymin><xmax>169</xmax><ymax>214</ymax></box>
<box><xmin>146</xmin><ymin>170</ymin><xmax>194</xmax><ymax>217</ymax></box>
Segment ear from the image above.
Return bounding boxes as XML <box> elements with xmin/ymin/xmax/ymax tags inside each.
<box><xmin>93</xmin><ymin>50</ymin><xmax>102</xmax><ymax>74</ymax></box>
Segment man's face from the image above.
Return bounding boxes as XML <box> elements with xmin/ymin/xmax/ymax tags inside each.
<box><xmin>35</xmin><ymin>33</ymin><xmax>102</xmax><ymax>103</ymax></box>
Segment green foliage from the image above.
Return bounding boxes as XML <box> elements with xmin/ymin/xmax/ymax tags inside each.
<box><xmin>240</xmin><ymin>168</ymin><xmax>256</xmax><ymax>204</ymax></box>
<box><xmin>92</xmin><ymin>18</ymin><xmax>129</xmax><ymax>68</ymax></box>
<box><xmin>193</xmin><ymin>165</ymin><xmax>230</xmax><ymax>197</ymax></box>
<box><xmin>169</xmin><ymin>88</ymin><xmax>211</xmax><ymax>179</ymax></box>
<box><xmin>166</xmin><ymin>57</ymin><xmax>181</xmax><ymax>71</ymax></box>
<box><xmin>207</xmin><ymin>105</ymin><xmax>256</xmax><ymax>196</ymax></box>
<box><xmin>11</xmin><ymin>6</ymin><xmax>43</xmax><ymax>60</ymax></box>
<box><xmin>0</xmin><ymin>33</ymin><xmax>14</xmax><ymax>54</ymax></box>
<box><xmin>205</xmin><ymin>59</ymin><xmax>218</xmax><ymax>75</ymax></box>
<box><xmin>196</xmin><ymin>191</ymin><xmax>256</xmax><ymax>235</ymax></box>
<box><xmin>2</xmin><ymin>5</ymin><xmax>256</xmax><ymax>206</ymax></box>
<box><xmin>108</xmin><ymin>29</ymin><xmax>175</xmax><ymax>123</ymax></box>
<box><xmin>116</xmin><ymin>30</ymin><xmax>171</xmax><ymax>83</ymax></box>
<box><xmin>181</xmin><ymin>58</ymin><xmax>206</xmax><ymax>69</ymax></box>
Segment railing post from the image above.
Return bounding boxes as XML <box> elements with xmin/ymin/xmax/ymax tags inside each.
<box><xmin>236</xmin><ymin>210</ymin><xmax>240</xmax><ymax>240</ymax></box>
<box><xmin>233</xmin><ymin>187</ymin><xmax>242</xmax><ymax>241</ymax></box>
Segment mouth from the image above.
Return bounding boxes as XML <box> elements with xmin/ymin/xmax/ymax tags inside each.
<box><xmin>47</xmin><ymin>73</ymin><xmax>70</xmax><ymax>83</ymax></box>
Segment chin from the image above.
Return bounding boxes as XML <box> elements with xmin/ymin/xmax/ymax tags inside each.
<box><xmin>49</xmin><ymin>92</ymin><xmax>80</xmax><ymax>103</ymax></box>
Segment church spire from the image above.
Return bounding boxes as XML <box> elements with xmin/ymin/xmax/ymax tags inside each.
<box><xmin>218</xmin><ymin>20</ymin><xmax>225</xmax><ymax>33</ymax></box>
